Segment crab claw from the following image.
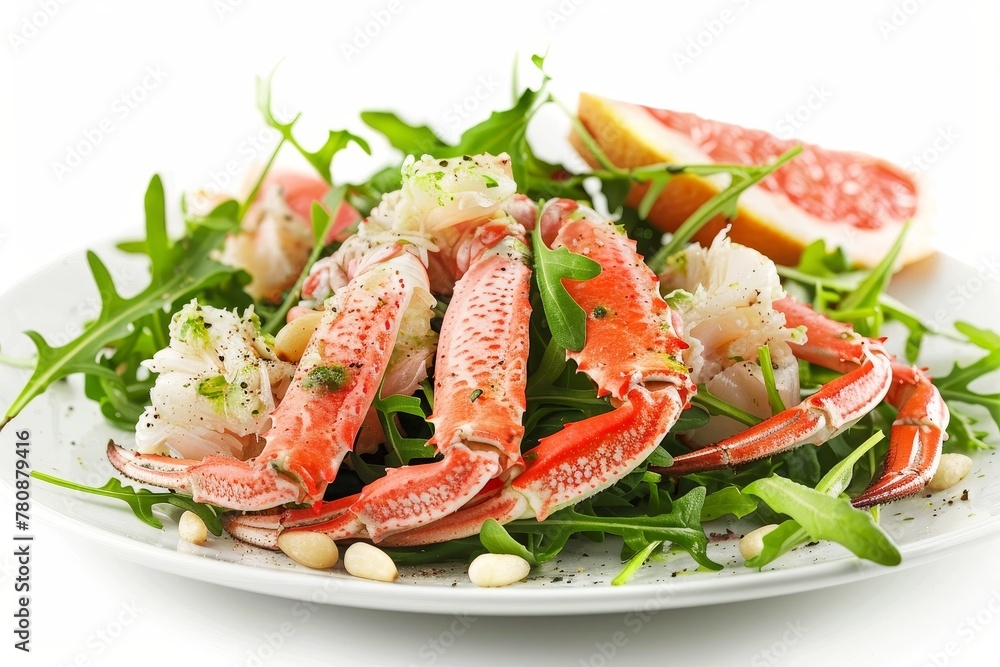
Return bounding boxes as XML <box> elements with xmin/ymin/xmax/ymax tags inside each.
<box><xmin>660</xmin><ymin>297</ymin><xmax>948</xmax><ymax>508</ymax></box>
<box><xmin>360</xmin><ymin>201</ymin><xmax>695</xmax><ymax>547</ymax></box>
<box><xmin>223</xmin><ymin>494</ymin><xmax>368</xmax><ymax>549</ymax></box>
<box><xmin>349</xmin><ymin>214</ymin><xmax>533</xmax><ymax>541</ymax></box>
<box><xmin>107</xmin><ymin>443</ymin><xmax>303</xmax><ymax>509</ymax></box>
<box><xmin>850</xmin><ymin>363</ymin><xmax>948</xmax><ymax>507</ymax></box>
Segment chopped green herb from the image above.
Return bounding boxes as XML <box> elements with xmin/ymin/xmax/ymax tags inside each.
<box><xmin>302</xmin><ymin>365</ymin><xmax>349</xmax><ymax>392</ymax></box>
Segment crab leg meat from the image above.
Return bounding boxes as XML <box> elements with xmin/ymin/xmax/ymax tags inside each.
<box><xmin>662</xmin><ymin>340</ymin><xmax>893</xmax><ymax>475</ymax></box>
<box><xmin>223</xmin><ymin>494</ymin><xmax>367</xmax><ymax>549</ymax></box>
<box><xmin>511</xmin><ymin>207</ymin><xmax>692</xmax><ymax>519</ymax></box>
<box><xmin>370</xmin><ymin>202</ymin><xmax>695</xmax><ymax>545</ymax></box>
<box><xmin>379</xmin><ymin>489</ymin><xmax>529</xmax><ymax>548</ymax></box>
<box><xmin>349</xmin><ymin>219</ymin><xmax>533</xmax><ymax>540</ymax></box>
<box><xmin>108</xmin><ymin>244</ymin><xmax>432</xmax><ymax>510</ymax></box>
<box><xmin>513</xmin><ymin>385</ymin><xmax>685</xmax><ymax>520</ymax></box>
<box><xmin>780</xmin><ymin>298</ymin><xmax>948</xmax><ymax>506</ymax></box>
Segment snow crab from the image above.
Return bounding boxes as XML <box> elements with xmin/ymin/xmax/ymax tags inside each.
<box><xmin>107</xmin><ymin>152</ymin><xmax>948</xmax><ymax>551</ymax></box>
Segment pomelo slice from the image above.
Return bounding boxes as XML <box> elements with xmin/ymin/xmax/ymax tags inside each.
<box><xmin>569</xmin><ymin>93</ymin><xmax>934</xmax><ymax>268</ymax></box>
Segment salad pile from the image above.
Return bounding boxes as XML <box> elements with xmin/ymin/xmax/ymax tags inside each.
<box><xmin>7</xmin><ymin>57</ymin><xmax>1000</xmax><ymax>584</ymax></box>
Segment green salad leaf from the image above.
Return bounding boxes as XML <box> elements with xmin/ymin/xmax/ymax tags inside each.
<box><xmin>744</xmin><ymin>433</ymin><xmax>897</xmax><ymax>567</ymax></box>
<box><xmin>700</xmin><ymin>486</ymin><xmax>759</xmax><ymax>521</ymax></box>
<box><xmin>1</xmin><ymin>177</ymin><xmax>241</xmax><ymax>429</ymax></box>
<box><xmin>743</xmin><ymin>474</ymin><xmax>900</xmax><ymax>566</ymax></box>
<box><xmin>373</xmin><ymin>390</ymin><xmax>436</xmax><ymax>466</ymax></box>
<box><xmin>32</xmin><ymin>469</ymin><xmax>223</xmax><ymax>535</ymax></box>
<box><xmin>530</xmin><ymin>220</ymin><xmax>602</xmax><ymax>352</ymax></box>
<box><xmin>934</xmin><ymin>321</ymin><xmax>1000</xmax><ymax>451</ymax></box>
<box><xmin>481</xmin><ymin>487</ymin><xmax>720</xmax><ymax>576</ymax></box>
<box><xmin>256</xmin><ymin>68</ymin><xmax>370</xmax><ymax>183</ymax></box>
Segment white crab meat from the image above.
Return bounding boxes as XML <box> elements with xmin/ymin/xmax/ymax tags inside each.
<box><xmin>134</xmin><ymin>300</ymin><xmax>295</xmax><ymax>460</ymax></box>
<box><xmin>661</xmin><ymin>230</ymin><xmax>804</xmax><ymax>444</ymax></box>
<box><xmin>301</xmin><ymin>152</ymin><xmax>517</xmax><ymax>306</ymax></box>
<box><xmin>218</xmin><ymin>183</ymin><xmax>315</xmax><ymax>302</ymax></box>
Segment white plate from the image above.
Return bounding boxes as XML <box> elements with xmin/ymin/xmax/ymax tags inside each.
<box><xmin>2</xmin><ymin>245</ymin><xmax>998</xmax><ymax>616</ymax></box>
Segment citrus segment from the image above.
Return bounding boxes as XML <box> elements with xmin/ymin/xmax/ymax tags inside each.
<box><xmin>570</xmin><ymin>93</ymin><xmax>933</xmax><ymax>268</ymax></box>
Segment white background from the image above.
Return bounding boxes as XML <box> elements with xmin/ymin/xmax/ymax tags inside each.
<box><xmin>2</xmin><ymin>0</ymin><xmax>999</xmax><ymax>665</ymax></box>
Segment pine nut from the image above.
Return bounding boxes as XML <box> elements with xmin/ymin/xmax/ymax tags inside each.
<box><xmin>468</xmin><ymin>553</ymin><xmax>530</xmax><ymax>587</ymax></box>
<box><xmin>739</xmin><ymin>524</ymin><xmax>779</xmax><ymax>561</ymax></box>
<box><xmin>178</xmin><ymin>511</ymin><xmax>208</xmax><ymax>545</ymax></box>
<box><xmin>927</xmin><ymin>453</ymin><xmax>973</xmax><ymax>492</ymax></box>
<box><xmin>277</xmin><ymin>531</ymin><xmax>339</xmax><ymax>569</ymax></box>
<box><xmin>344</xmin><ymin>543</ymin><xmax>399</xmax><ymax>582</ymax></box>
<box><xmin>274</xmin><ymin>311</ymin><xmax>324</xmax><ymax>362</ymax></box>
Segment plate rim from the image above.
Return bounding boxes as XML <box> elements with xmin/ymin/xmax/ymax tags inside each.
<box><xmin>23</xmin><ymin>482</ymin><xmax>999</xmax><ymax>616</ymax></box>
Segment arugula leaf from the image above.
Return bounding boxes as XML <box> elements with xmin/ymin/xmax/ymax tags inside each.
<box><xmin>32</xmin><ymin>470</ymin><xmax>222</xmax><ymax>535</ymax></box>
<box><xmin>746</xmin><ymin>522</ymin><xmax>811</xmax><ymax>568</ymax></box>
<box><xmin>648</xmin><ymin>146</ymin><xmax>802</xmax><ymax>270</ymax></box>
<box><xmin>747</xmin><ymin>432</ymin><xmax>885</xmax><ymax>567</ymax></box>
<box><xmin>757</xmin><ymin>344</ymin><xmax>786</xmax><ymax>414</ymax></box>
<box><xmin>934</xmin><ymin>321</ymin><xmax>1000</xmax><ymax>449</ymax></box>
<box><xmin>530</xmin><ymin>219</ymin><xmax>602</xmax><ymax>352</ymax></box>
<box><xmin>700</xmin><ymin>486</ymin><xmax>758</xmax><ymax>521</ymax></box>
<box><xmin>612</xmin><ymin>540</ymin><xmax>663</xmax><ymax>586</ymax></box>
<box><xmin>261</xmin><ymin>185</ymin><xmax>347</xmax><ymax>334</ymax></box>
<box><xmin>494</xmin><ymin>487</ymin><xmax>721</xmax><ymax>573</ymax></box>
<box><xmin>816</xmin><ymin>431</ymin><xmax>885</xmax><ymax>497</ymax></box>
<box><xmin>839</xmin><ymin>220</ymin><xmax>911</xmax><ymax>313</ymax></box>
<box><xmin>360</xmin><ymin>111</ymin><xmax>450</xmax><ymax>156</ymax></box>
<box><xmin>522</xmin><ymin>309</ymin><xmax>614</xmax><ymax>445</ymax></box>
<box><xmin>834</xmin><ymin>220</ymin><xmax>911</xmax><ymax>337</ymax></box>
<box><xmin>479</xmin><ymin>519</ymin><xmax>540</xmax><ymax>565</ymax></box>
<box><xmin>743</xmin><ymin>474</ymin><xmax>900</xmax><ymax>566</ymax></box>
<box><xmin>373</xmin><ymin>390</ymin><xmax>436</xmax><ymax>466</ymax></box>
<box><xmin>83</xmin><ymin>324</ymin><xmax>159</xmax><ymax>428</ymax></box>
<box><xmin>743</xmin><ymin>433</ymin><xmax>900</xmax><ymax>567</ymax></box>
<box><xmin>2</xmin><ymin>177</ymin><xmax>239</xmax><ymax>429</ymax></box>
<box><xmin>781</xmin><ymin>445</ymin><xmax>822</xmax><ymax>488</ymax></box>
<box><xmin>348</xmin><ymin>452</ymin><xmax>387</xmax><ymax>484</ymax></box>
<box><xmin>792</xmin><ymin>239</ymin><xmax>851</xmax><ymax>278</ymax></box>
<box><xmin>361</xmin><ymin>54</ymin><xmax>590</xmax><ymax>206</ymax></box>
<box><xmin>451</xmin><ymin>60</ymin><xmax>550</xmax><ymax>188</ymax></box>
<box><xmin>256</xmin><ymin>68</ymin><xmax>370</xmax><ymax>183</ymax></box>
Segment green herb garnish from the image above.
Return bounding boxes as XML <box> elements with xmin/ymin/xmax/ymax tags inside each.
<box><xmin>32</xmin><ymin>469</ymin><xmax>222</xmax><ymax>535</ymax></box>
<box><xmin>530</xmin><ymin>213</ymin><xmax>602</xmax><ymax>352</ymax></box>
<box><xmin>302</xmin><ymin>365</ymin><xmax>349</xmax><ymax>392</ymax></box>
